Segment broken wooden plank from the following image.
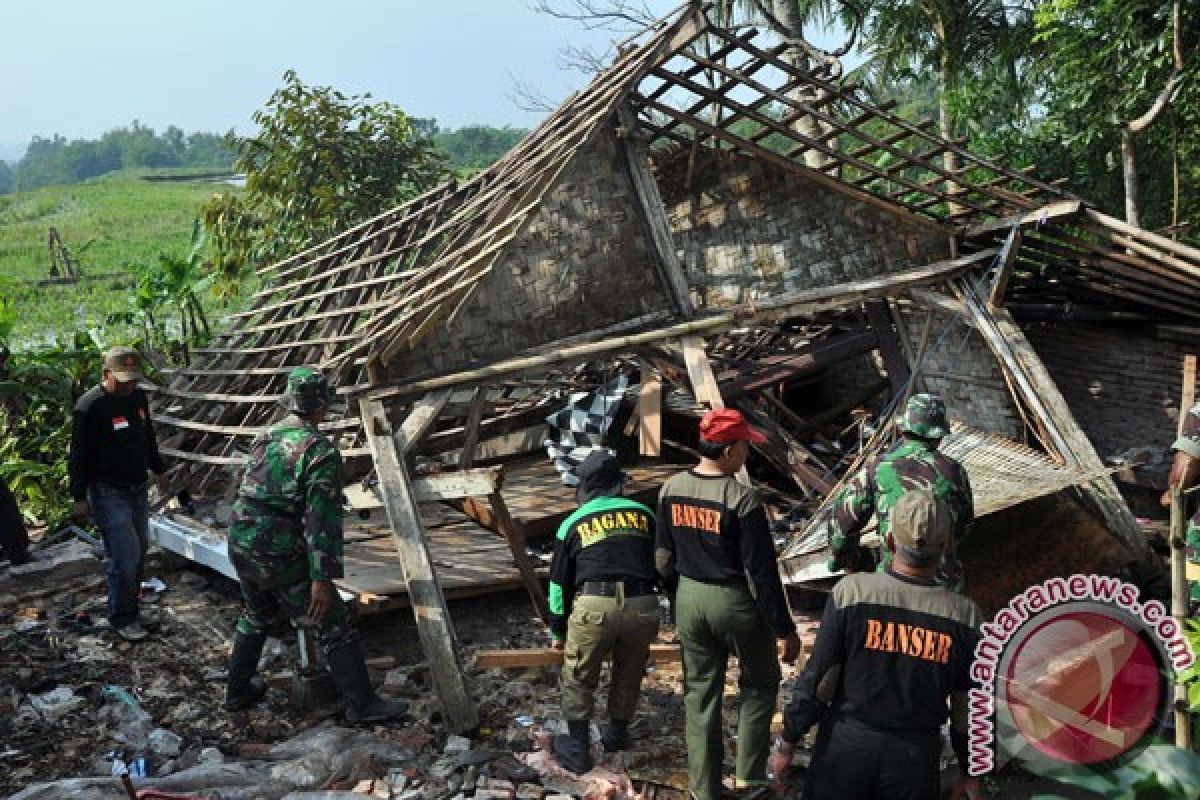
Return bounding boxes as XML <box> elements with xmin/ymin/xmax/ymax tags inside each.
<box><xmin>473</xmin><ymin>643</ymin><xmax>682</xmax><ymax>669</ymax></box>
<box><xmin>618</xmin><ymin>105</ymin><xmax>694</xmax><ymax>316</ymax></box>
<box><xmin>395</xmin><ymin>390</ymin><xmax>453</xmax><ymax>454</ymax></box>
<box><xmin>343</xmin><ymin>467</ymin><xmax>504</xmax><ymax>509</ymax></box>
<box><xmin>459</xmin><ymin>387</ymin><xmax>488</xmax><ymax>469</ymax></box>
<box><xmin>957</xmin><ymin>285</ymin><xmax>1161</xmax><ymax>581</ymax></box>
<box><xmin>358</xmin><ymin>397</ymin><xmax>478</xmax><ymax>733</ymax></box>
<box><xmin>864</xmin><ymin>300</ymin><xmax>910</xmax><ymax>398</ymax></box>
<box><xmin>987</xmin><ymin>226</ymin><xmax>1023</xmax><ymax>308</ymax></box>
<box><xmin>489</xmin><ymin>491</ymin><xmax>551</xmax><ymax>623</ymax></box>
<box><xmin>638</xmin><ymin>372</ymin><xmax>663</xmax><ymax>457</ymax></box>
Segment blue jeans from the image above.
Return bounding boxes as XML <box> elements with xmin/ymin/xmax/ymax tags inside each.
<box><xmin>89</xmin><ymin>482</ymin><xmax>148</xmax><ymax>628</ymax></box>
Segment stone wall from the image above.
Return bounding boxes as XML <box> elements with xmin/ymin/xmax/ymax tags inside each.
<box><xmin>394</xmin><ymin>129</ymin><xmax>673</xmax><ymax>376</ymax></box>
<box><xmin>819</xmin><ymin>308</ymin><xmax>1025</xmax><ymax>439</ymax></box>
<box><xmin>906</xmin><ymin>307</ymin><xmax>1024</xmax><ymax>439</ymax></box>
<box><xmin>655</xmin><ymin>147</ymin><xmax>951</xmax><ymax>307</ymax></box>
<box><xmin>1024</xmin><ymin>321</ymin><xmax>1199</xmax><ymax>483</ymax></box>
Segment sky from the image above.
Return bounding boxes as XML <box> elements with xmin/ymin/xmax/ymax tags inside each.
<box><xmin>0</xmin><ymin>1</ymin><xmax>855</xmax><ymax>161</ymax></box>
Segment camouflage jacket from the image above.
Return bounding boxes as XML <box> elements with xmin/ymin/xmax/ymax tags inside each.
<box><xmin>828</xmin><ymin>436</ymin><xmax>974</xmax><ymax>560</ymax></box>
<box><xmin>1173</xmin><ymin>402</ymin><xmax>1200</xmax><ymax>461</ymax></box>
<box><xmin>229</xmin><ymin>414</ymin><xmax>345</xmax><ymax>581</ymax></box>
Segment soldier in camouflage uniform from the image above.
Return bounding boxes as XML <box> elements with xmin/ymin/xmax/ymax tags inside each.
<box><xmin>826</xmin><ymin>394</ymin><xmax>974</xmax><ymax>590</ymax></box>
<box><xmin>1165</xmin><ymin>401</ymin><xmax>1200</xmax><ymax>606</ymax></box>
<box><xmin>224</xmin><ymin>367</ymin><xmax>407</xmax><ymax>723</ymax></box>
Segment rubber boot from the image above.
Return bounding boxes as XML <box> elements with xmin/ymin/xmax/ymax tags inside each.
<box><xmin>325</xmin><ymin>639</ymin><xmax>409</xmax><ymax>724</ymax></box>
<box><xmin>601</xmin><ymin>718</ymin><xmax>631</xmax><ymax>752</ymax></box>
<box><xmin>224</xmin><ymin>631</ymin><xmax>268</xmax><ymax>711</ymax></box>
<box><xmin>553</xmin><ymin>720</ymin><xmax>593</xmax><ymax>775</ymax></box>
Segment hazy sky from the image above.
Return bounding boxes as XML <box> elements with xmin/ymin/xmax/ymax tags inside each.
<box><xmin>1</xmin><ymin>1</ymin><xmax>853</xmax><ymax>157</ymax></box>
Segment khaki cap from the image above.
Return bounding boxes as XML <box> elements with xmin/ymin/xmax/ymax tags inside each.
<box><xmin>890</xmin><ymin>490</ymin><xmax>953</xmax><ymax>564</ymax></box>
<box><xmin>103</xmin><ymin>347</ymin><xmax>145</xmax><ymax>382</ymax></box>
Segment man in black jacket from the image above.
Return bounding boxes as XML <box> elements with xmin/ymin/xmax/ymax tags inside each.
<box><xmin>769</xmin><ymin>490</ymin><xmax>982</xmax><ymax>800</ymax></box>
<box><xmin>0</xmin><ymin>476</ymin><xmax>32</xmax><ymax>566</ymax></box>
<box><xmin>68</xmin><ymin>347</ymin><xmax>166</xmax><ymax>642</ymax></box>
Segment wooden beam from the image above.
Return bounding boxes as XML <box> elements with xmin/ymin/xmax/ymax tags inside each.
<box><xmin>963</xmin><ymin>200</ymin><xmax>1083</xmax><ymax>238</ymax></box>
<box><xmin>682</xmin><ymin>334</ymin><xmax>750</xmax><ymax>483</ymax></box>
<box><xmin>955</xmin><ymin>283</ymin><xmax>1162</xmax><ymax>581</ymax></box>
<box><xmin>459</xmin><ymin>387</ymin><xmax>488</xmax><ymax>469</ymax></box>
<box><xmin>987</xmin><ymin>226</ymin><xmax>1024</xmax><ymax>308</ymax></box>
<box><xmin>358</xmin><ymin>397</ymin><xmax>478</xmax><ymax>733</ymax></box>
<box><xmin>864</xmin><ymin>300</ymin><xmax>910</xmax><ymax>398</ymax></box>
<box><xmin>395</xmin><ymin>390</ymin><xmax>452</xmax><ymax>454</ymax></box>
<box><xmin>681</xmin><ymin>335</ymin><xmax>725</xmax><ymax>410</ymax></box>
<box><xmin>473</xmin><ymin>643</ymin><xmax>682</xmax><ymax>669</ymax></box>
<box><xmin>617</xmin><ymin>106</ymin><xmax>694</xmax><ymax>316</ymax></box>
<box><xmin>343</xmin><ymin>467</ymin><xmax>503</xmax><ymax>509</ymax></box>
<box><xmin>638</xmin><ymin>371</ymin><xmax>663</xmax><ymax>457</ymax></box>
<box><xmin>363</xmin><ymin>252</ymin><xmax>994</xmax><ymax>403</ymax></box>
<box><xmin>488</xmin><ymin>491</ymin><xmax>551</xmax><ymax>624</ymax></box>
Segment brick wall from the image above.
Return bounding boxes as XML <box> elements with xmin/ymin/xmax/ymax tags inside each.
<box><xmin>655</xmin><ymin>147</ymin><xmax>951</xmax><ymax>307</ymax></box>
<box><xmin>394</xmin><ymin>129</ymin><xmax>674</xmax><ymax>376</ymax></box>
<box><xmin>1023</xmin><ymin>321</ymin><xmax>1199</xmax><ymax>483</ymax></box>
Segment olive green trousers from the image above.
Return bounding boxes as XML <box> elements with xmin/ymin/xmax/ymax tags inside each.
<box><xmin>561</xmin><ymin>589</ymin><xmax>660</xmax><ymax>722</ymax></box>
<box><xmin>676</xmin><ymin>576</ymin><xmax>782</xmax><ymax>800</ymax></box>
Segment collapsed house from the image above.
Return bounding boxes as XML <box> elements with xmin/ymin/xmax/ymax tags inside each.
<box><xmin>145</xmin><ymin>3</ymin><xmax>1199</xmax><ymax>732</ymax></box>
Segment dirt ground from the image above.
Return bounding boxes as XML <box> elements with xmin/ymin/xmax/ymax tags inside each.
<box><xmin>0</xmin><ymin>554</ymin><xmax>1101</xmax><ymax>799</ymax></box>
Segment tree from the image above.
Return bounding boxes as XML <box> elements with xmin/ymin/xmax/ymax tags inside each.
<box><xmin>1034</xmin><ymin>0</ymin><xmax>1197</xmax><ymax>226</ymax></box>
<box><xmin>203</xmin><ymin>70</ymin><xmax>451</xmax><ymax>275</ymax></box>
<box><xmin>0</xmin><ymin>160</ymin><xmax>13</xmax><ymax>194</ymax></box>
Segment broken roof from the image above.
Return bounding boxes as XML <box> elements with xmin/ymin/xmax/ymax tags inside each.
<box><xmin>152</xmin><ymin>1</ymin><xmax>1200</xmax><ymax>495</ymax></box>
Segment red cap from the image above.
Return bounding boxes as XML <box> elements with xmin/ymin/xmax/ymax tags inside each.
<box><xmin>699</xmin><ymin>408</ymin><xmax>766</xmax><ymax>444</ymax></box>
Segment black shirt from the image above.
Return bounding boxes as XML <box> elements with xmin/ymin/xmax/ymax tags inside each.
<box><xmin>68</xmin><ymin>385</ymin><xmax>165</xmax><ymax>499</ymax></box>
<box><xmin>547</xmin><ymin>495</ymin><xmax>658</xmax><ymax>640</ymax></box>
<box><xmin>655</xmin><ymin>469</ymin><xmax>796</xmax><ymax>638</ymax></box>
<box><xmin>782</xmin><ymin>569</ymin><xmax>982</xmax><ymax>768</ymax></box>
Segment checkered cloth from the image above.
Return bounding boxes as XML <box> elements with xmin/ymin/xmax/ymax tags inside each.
<box><xmin>545</xmin><ymin>373</ymin><xmax>631</xmax><ymax>486</ymax></box>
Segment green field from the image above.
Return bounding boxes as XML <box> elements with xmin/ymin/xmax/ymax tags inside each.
<box><xmin>0</xmin><ymin>169</ymin><xmax>240</xmax><ymax>348</ymax></box>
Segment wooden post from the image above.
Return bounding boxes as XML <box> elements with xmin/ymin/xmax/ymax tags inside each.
<box><xmin>617</xmin><ymin>105</ymin><xmax>694</xmax><ymax>317</ymax></box>
<box><xmin>358</xmin><ymin>397</ymin><xmax>478</xmax><ymax>733</ymax></box>
<box><xmin>864</xmin><ymin>300</ymin><xmax>910</xmax><ymax>399</ymax></box>
<box><xmin>638</xmin><ymin>371</ymin><xmax>663</xmax><ymax>457</ymax></box>
<box><xmin>1170</xmin><ymin>490</ymin><xmax>1194</xmax><ymax>750</ymax></box>
<box><xmin>395</xmin><ymin>390</ymin><xmax>452</xmax><ymax>454</ymax></box>
<box><xmin>1173</xmin><ymin>355</ymin><xmax>1195</xmax><ymax>751</ymax></box>
<box><xmin>681</xmin><ymin>335</ymin><xmax>750</xmax><ymax>484</ymax></box>
<box><xmin>460</xmin><ymin>387</ymin><xmax>488</xmax><ymax>469</ymax></box>
<box><xmin>488</xmin><ymin>491</ymin><xmax>551</xmax><ymax>624</ymax></box>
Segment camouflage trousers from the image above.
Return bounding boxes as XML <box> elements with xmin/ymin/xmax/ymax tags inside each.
<box><xmin>230</xmin><ymin>545</ymin><xmax>358</xmax><ymax>653</ymax></box>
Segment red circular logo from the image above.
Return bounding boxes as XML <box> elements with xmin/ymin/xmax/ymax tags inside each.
<box><xmin>1002</xmin><ymin>609</ymin><xmax>1163</xmax><ymax>765</ymax></box>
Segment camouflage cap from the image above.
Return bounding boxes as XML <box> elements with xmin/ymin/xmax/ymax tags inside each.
<box><xmin>897</xmin><ymin>393</ymin><xmax>950</xmax><ymax>439</ymax></box>
<box><xmin>279</xmin><ymin>367</ymin><xmax>334</xmax><ymax>414</ymax></box>
<box><xmin>890</xmin><ymin>489</ymin><xmax>953</xmax><ymax>566</ymax></box>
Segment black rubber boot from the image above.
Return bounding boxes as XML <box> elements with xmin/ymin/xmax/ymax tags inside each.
<box><xmin>224</xmin><ymin>631</ymin><xmax>268</xmax><ymax>711</ymax></box>
<box><xmin>325</xmin><ymin>640</ymin><xmax>409</xmax><ymax>724</ymax></box>
<box><xmin>601</xmin><ymin>718</ymin><xmax>631</xmax><ymax>752</ymax></box>
<box><xmin>553</xmin><ymin>720</ymin><xmax>593</xmax><ymax>774</ymax></box>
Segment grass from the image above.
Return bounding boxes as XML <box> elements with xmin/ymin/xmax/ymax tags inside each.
<box><xmin>0</xmin><ymin>169</ymin><xmax>241</xmax><ymax>348</ymax></box>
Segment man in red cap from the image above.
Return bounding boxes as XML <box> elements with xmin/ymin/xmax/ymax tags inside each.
<box><xmin>655</xmin><ymin>408</ymin><xmax>802</xmax><ymax>800</ymax></box>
